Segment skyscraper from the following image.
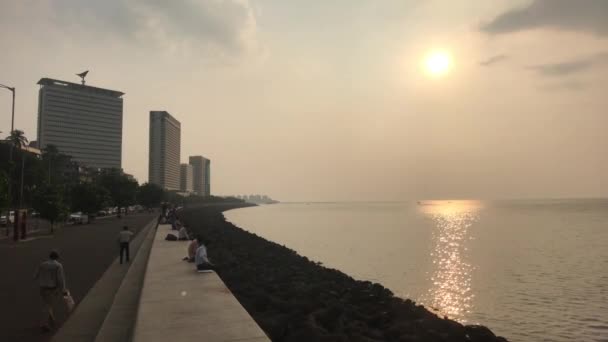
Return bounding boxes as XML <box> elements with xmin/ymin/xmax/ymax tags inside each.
<box><xmin>180</xmin><ymin>163</ymin><xmax>193</xmax><ymax>193</ymax></box>
<box><xmin>37</xmin><ymin>78</ymin><xmax>124</xmax><ymax>169</ymax></box>
<box><xmin>203</xmin><ymin>158</ymin><xmax>211</xmax><ymax>196</ymax></box>
<box><xmin>189</xmin><ymin>155</ymin><xmax>211</xmax><ymax>196</ymax></box>
<box><xmin>149</xmin><ymin>111</ymin><xmax>181</xmax><ymax>190</ymax></box>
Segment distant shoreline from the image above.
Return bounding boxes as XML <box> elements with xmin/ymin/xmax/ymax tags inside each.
<box><xmin>181</xmin><ymin>203</ymin><xmax>507</xmax><ymax>341</ymax></box>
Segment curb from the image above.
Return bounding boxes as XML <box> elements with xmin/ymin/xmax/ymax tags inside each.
<box><xmin>94</xmin><ymin>222</ymin><xmax>157</xmax><ymax>341</ymax></box>
<box><xmin>50</xmin><ymin>218</ymin><xmax>157</xmax><ymax>342</ymax></box>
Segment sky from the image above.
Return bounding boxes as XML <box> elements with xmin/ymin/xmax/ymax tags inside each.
<box><xmin>0</xmin><ymin>0</ymin><xmax>607</xmax><ymax>201</ymax></box>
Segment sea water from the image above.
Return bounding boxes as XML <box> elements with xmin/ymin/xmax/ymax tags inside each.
<box><xmin>225</xmin><ymin>199</ymin><xmax>608</xmax><ymax>342</ymax></box>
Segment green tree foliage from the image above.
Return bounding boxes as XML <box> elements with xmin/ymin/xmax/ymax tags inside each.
<box><xmin>71</xmin><ymin>183</ymin><xmax>109</xmax><ymax>214</ymax></box>
<box><xmin>6</xmin><ymin>129</ymin><xmax>28</xmax><ymax>149</ymax></box>
<box><xmin>42</xmin><ymin>144</ymin><xmax>73</xmax><ymax>185</ymax></box>
<box><xmin>4</xmin><ymin>130</ymin><xmax>28</xmax><ymax>205</ymax></box>
<box><xmin>163</xmin><ymin>191</ymin><xmax>185</xmax><ymax>206</ymax></box>
<box><xmin>137</xmin><ymin>183</ymin><xmax>165</xmax><ymax>208</ymax></box>
<box><xmin>96</xmin><ymin>168</ymin><xmax>138</xmax><ymax>214</ymax></box>
<box><xmin>0</xmin><ymin>171</ymin><xmax>8</xmax><ymax>210</ymax></box>
<box><xmin>32</xmin><ymin>183</ymin><xmax>67</xmax><ymax>232</ymax></box>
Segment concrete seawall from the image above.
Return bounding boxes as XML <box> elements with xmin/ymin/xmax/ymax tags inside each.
<box><xmin>131</xmin><ymin>224</ymin><xmax>269</xmax><ymax>342</ymax></box>
<box><xmin>51</xmin><ymin>218</ymin><xmax>268</xmax><ymax>341</ymax></box>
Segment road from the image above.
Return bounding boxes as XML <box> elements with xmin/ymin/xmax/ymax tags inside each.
<box><xmin>0</xmin><ymin>212</ymin><xmax>156</xmax><ymax>342</ymax></box>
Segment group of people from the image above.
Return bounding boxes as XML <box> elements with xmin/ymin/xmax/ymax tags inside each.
<box><xmin>160</xmin><ymin>209</ymin><xmax>215</xmax><ymax>271</ymax></box>
<box><xmin>33</xmin><ymin>212</ymin><xmax>215</xmax><ymax>332</ymax></box>
<box><xmin>183</xmin><ymin>235</ymin><xmax>215</xmax><ymax>271</ymax></box>
<box><xmin>34</xmin><ymin>225</ymin><xmax>136</xmax><ymax>331</ymax></box>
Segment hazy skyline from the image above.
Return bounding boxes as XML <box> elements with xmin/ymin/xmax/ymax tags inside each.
<box><xmin>1</xmin><ymin>0</ymin><xmax>606</xmax><ymax>201</ymax></box>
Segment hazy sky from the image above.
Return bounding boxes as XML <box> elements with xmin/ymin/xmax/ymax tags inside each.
<box><xmin>1</xmin><ymin>0</ymin><xmax>607</xmax><ymax>201</ymax></box>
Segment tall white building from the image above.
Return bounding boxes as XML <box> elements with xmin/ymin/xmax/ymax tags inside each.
<box><xmin>37</xmin><ymin>78</ymin><xmax>124</xmax><ymax>169</ymax></box>
<box><xmin>180</xmin><ymin>163</ymin><xmax>193</xmax><ymax>193</ymax></box>
<box><xmin>189</xmin><ymin>155</ymin><xmax>211</xmax><ymax>196</ymax></box>
<box><xmin>149</xmin><ymin>111</ymin><xmax>181</xmax><ymax>190</ymax></box>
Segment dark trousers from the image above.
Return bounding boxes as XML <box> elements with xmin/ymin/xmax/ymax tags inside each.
<box><xmin>197</xmin><ymin>262</ymin><xmax>215</xmax><ymax>271</ymax></box>
<box><xmin>119</xmin><ymin>242</ymin><xmax>130</xmax><ymax>264</ymax></box>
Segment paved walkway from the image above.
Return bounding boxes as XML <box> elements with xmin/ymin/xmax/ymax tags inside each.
<box><xmin>0</xmin><ymin>212</ymin><xmax>157</xmax><ymax>342</ymax></box>
<box><xmin>132</xmin><ymin>224</ymin><xmax>269</xmax><ymax>342</ymax></box>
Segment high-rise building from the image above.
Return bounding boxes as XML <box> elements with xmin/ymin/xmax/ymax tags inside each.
<box><xmin>189</xmin><ymin>155</ymin><xmax>211</xmax><ymax>196</ymax></box>
<box><xmin>37</xmin><ymin>78</ymin><xmax>124</xmax><ymax>169</ymax></box>
<box><xmin>203</xmin><ymin>158</ymin><xmax>211</xmax><ymax>196</ymax></box>
<box><xmin>149</xmin><ymin>111</ymin><xmax>181</xmax><ymax>190</ymax></box>
<box><xmin>180</xmin><ymin>163</ymin><xmax>193</xmax><ymax>193</ymax></box>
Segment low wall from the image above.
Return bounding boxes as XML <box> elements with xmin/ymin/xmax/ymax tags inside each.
<box><xmin>131</xmin><ymin>224</ymin><xmax>269</xmax><ymax>342</ymax></box>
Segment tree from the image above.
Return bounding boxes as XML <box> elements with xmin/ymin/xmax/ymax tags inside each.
<box><xmin>6</xmin><ymin>129</ymin><xmax>28</xmax><ymax>150</ymax></box>
<box><xmin>163</xmin><ymin>190</ymin><xmax>185</xmax><ymax>207</ymax></box>
<box><xmin>71</xmin><ymin>183</ymin><xmax>109</xmax><ymax>215</ymax></box>
<box><xmin>41</xmin><ymin>144</ymin><xmax>73</xmax><ymax>185</ymax></box>
<box><xmin>32</xmin><ymin>183</ymin><xmax>67</xmax><ymax>233</ymax></box>
<box><xmin>0</xmin><ymin>171</ymin><xmax>8</xmax><ymax>212</ymax></box>
<box><xmin>5</xmin><ymin>130</ymin><xmax>28</xmax><ymax>237</ymax></box>
<box><xmin>137</xmin><ymin>183</ymin><xmax>165</xmax><ymax>208</ymax></box>
<box><xmin>96</xmin><ymin>168</ymin><xmax>138</xmax><ymax>216</ymax></box>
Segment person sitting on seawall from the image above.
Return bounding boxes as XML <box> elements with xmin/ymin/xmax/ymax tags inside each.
<box><xmin>182</xmin><ymin>235</ymin><xmax>199</xmax><ymax>262</ymax></box>
<box><xmin>195</xmin><ymin>237</ymin><xmax>216</xmax><ymax>272</ymax></box>
<box><xmin>178</xmin><ymin>225</ymin><xmax>190</xmax><ymax>241</ymax></box>
<box><xmin>173</xmin><ymin>218</ymin><xmax>183</xmax><ymax>231</ymax></box>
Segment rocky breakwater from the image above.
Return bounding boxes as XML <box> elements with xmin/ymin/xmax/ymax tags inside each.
<box><xmin>180</xmin><ymin>204</ymin><xmax>508</xmax><ymax>342</ymax></box>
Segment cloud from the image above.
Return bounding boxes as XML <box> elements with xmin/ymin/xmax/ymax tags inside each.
<box><xmin>49</xmin><ymin>0</ymin><xmax>259</xmax><ymax>55</ymax></box>
<box><xmin>528</xmin><ymin>52</ymin><xmax>608</xmax><ymax>77</ymax></box>
<box><xmin>479</xmin><ymin>54</ymin><xmax>508</xmax><ymax>66</ymax></box>
<box><xmin>481</xmin><ymin>0</ymin><xmax>608</xmax><ymax>36</ymax></box>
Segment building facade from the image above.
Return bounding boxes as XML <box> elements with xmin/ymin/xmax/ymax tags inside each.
<box><xmin>180</xmin><ymin>163</ymin><xmax>193</xmax><ymax>193</ymax></box>
<box><xmin>37</xmin><ymin>78</ymin><xmax>124</xmax><ymax>169</ymax></box>
<box><xmin>189</xmin><ymin>155</ymin><xmax>211</xmax><ymax>196</ymax></box>
<box><xmin>149</xmin><ymin>111</ymin><xmax>181</xmax><ymax>190</ymax></box>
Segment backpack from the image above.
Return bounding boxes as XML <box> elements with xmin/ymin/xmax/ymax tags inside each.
<box><xmin>165</xmin><ymin>234</ymin><xmax>178</xmax><ymax>241</ymax></box>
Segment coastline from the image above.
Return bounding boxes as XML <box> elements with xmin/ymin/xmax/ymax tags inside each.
<box><xmin>181</xmin><ymin>203</ymin><xmax>507</xmax><ymax>341</ymax></box>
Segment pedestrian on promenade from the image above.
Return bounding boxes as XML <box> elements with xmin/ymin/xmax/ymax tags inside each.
<box><xmin>195</xmin><ymin>237</ymin><xmax>216</xmax><ymax>272</ymax></box>
<box><xmin>34</xmin><ymin>250</ymin><xmax>67</xmax><ymax>331</ymax></box>
<box><xmin>117</xmin><ymin>226</ymin><xmax>134</xmax><ymax>264</ymax></box>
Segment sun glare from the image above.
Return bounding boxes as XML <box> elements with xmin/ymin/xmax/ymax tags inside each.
<box><xmin>425</xmin><ymin>51</ymin><xmax>452</xmax><ymax>76</ymax></box>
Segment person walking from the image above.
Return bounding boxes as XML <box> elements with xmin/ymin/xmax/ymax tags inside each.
<box><xmin>117</xmin><ymin>226</ymin><xmax>134</xmax><ymax>264</ymax></box>
<box><xmin>34</xmin><ymin>250</ymin><xmax>67</xmax><ymax>331</ymax></box>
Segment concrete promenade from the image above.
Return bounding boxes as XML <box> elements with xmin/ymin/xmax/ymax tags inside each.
<box><xmin>132</xmin><ymin>224</ymin><xmax>269</xmax><ymax>342</ymax></box>
<box><xmin>0</xmin><ymin>212</ymin><xmax>157</xmax><ymax>342</ymax></box>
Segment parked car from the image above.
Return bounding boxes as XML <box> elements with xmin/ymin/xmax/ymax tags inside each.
<box><xmin>69</xmin><ymin>212</ymin><xmax>89</xmax><ymax>225</ymax></box>
<box><xmin>0</xmin><ymin>211</ymin><xmax>15</xmax><ymax>226</ymax></box>
<box><xmin>97</xmin><ymin>210</ymin><xmax>108</xmax><ymax>217</ymax></box>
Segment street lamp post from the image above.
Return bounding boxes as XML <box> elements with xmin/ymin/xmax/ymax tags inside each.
<box><xmin>1</xmin><ymin>84</ymin><xmax>15</xmax><ymax>237</ymax></box>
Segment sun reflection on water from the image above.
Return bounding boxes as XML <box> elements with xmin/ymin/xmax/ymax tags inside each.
<box><xmin>419</xmin><ymin>200</ymin><xmax>482</xmax><ymax>322</ymax></box>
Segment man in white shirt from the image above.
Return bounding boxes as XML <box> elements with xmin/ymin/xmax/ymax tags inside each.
<box><xmin>34</xmin><ymin>250</ymin><xmax>67</xmax><ymax>331</ymax></box>
<box><xmin>195</xmin><ymin>237</ymin><xmax>215</xmax><ymax>271</ymax></box>
<box><xmin>178</xmin><ymin>225</ymin><xmax>190</xmax><ymax>241</ymax></box>
<box><xmin>117</xmin><ymin>226</ymin><xmax>134</xmax><ymax>264</ymax></box>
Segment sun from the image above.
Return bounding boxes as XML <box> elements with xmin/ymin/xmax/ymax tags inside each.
<box><xmin>424</xmin><ymin>51</ymin><xmax>452</xmax><ymax>76</ymax></box>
